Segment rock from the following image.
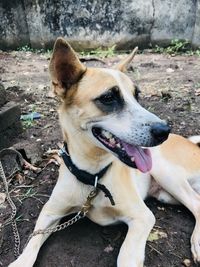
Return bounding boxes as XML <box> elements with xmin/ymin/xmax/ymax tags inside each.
<box><xmin>13</xmin><ymin>141</ymin><xmax>43</xmax><ymax>164</ymax></box>
<box><xmin>0</xmin><ymin>193</ymin><xmax>6</xmax><ymax>205</ymax></box>
<box><xmin>0</xmin><ymin>0</ymin><xmax>29</xmax><ymax>49</ymax></box>
<box><xmin>0</xmin><ymin>101</ymin><xmax>21</xmax><ymax>132</ymax></box>
<box><xmin>166</xmin><ymin>68</ymin><xmax>175</xmax><ymax>73</ymax></box>
<box><xmin>0</xmin><ymin>121</ymin><xmax>22</xmax><ymax>150</ymax></box>
<box><xmin>0</xmin><ymin>1</ymin><xmax>200</xmax><ymax>49</ymax></box>
<box><xmin>192</xmin><ymin>0</ymin><xmax>200</xmax><ymax>48</ymax></box>
<box><xmin>0</xmin><ymin>101</ymin><xmax>22</xmax><ymax>149</ymax></box>
<box><xmin>183</xmin><ymin>258</ymin><xmax>191</xmax><ymax>267</ymax></box>
<box><xmin>151</xmin><ymin>0</ymin><xmax>196</xmax><ymax>45</ymax></box>
<box><xmin>0</xmin><ymin>83</ymin><xmax>7</xmax><ymax>107</ymax></box>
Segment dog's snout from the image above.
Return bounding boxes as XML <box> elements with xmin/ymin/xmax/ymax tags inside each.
<box><xmin>150</xmin><ymin>123</ymin><xmax>171</xmax><ymax>144</ymax></box>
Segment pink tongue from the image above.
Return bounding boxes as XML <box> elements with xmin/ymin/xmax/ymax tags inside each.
<box><xmin>121</xmin><ymin>142</ymin><xmax>152</xmax><ymax>173</ymax></box>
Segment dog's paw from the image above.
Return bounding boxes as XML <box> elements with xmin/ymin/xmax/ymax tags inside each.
<box><xmin>191</xmin><ymin>228</ymin><xmax>200</xmax><ymax>263</ymax></box>
<box><xmin>8</xmin><ymin>261</ymin><xmax>22</xmax><ymax>267</ymax></box>
<box><xmin>8</xmin><ymin>256</ymin><xmax>33</xmax><ymax>267</ymax></box>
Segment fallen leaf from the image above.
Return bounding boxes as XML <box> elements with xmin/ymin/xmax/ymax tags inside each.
<box><xmin>148</xmin><ymin>229</ymin><xmax>167</xmax><ymax>242</ymax></box>
<box><xmin>14</xmin><ymin>173</ymin><xmax>25</xmax><ymax>184</ymax></box>
<box><xmin>104</xmin><ymin>244</ymin><xmax>114</xmax><ymax>253</ymax></box>
<box><xmin>166</xmin><ymin>68</ymin><xmax>174</xmax><ymax>73</ymax></box>
<box><xmin>0</xmin><ymin>193</ymin><xmax>6</xmax><ymax>205</ymax></box>
<box><xmin>183</xmin><ymin>258</ymin><xmax>191</xmax><ymax>267</ymax></box>
<box><xmin>195</xmin><ymin>88</ymin><xmax>200</xmax><ymax>96</ymax></box>
<box><xmin>47</xmin><ymin>90</ymin><xmax>55</xmax><ymax>98</ymax></box>
<box><xmin>157</xmin><ymin>206</ymin><xmax>165</xmax><ymax>211</ymax></box>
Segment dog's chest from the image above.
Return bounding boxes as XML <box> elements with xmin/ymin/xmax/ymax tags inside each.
<box><xmin>130</xmin><ymin>170</ymin><xmax>152</xmax><ymax>199</ymax></box>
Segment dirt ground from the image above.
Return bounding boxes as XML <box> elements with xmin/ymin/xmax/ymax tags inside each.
<box><xmin>0</xmin><ymin>49</ymin><xmax>200</xmax><ymax>267</ymax></box>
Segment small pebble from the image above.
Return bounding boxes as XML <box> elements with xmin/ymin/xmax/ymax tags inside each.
<box><xmin>183</xmin><ymin>258</ymin><xmax>191</xmax><ymax>267</ymax></box>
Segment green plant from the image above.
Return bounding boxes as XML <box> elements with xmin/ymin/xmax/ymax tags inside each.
<box><xmin>169</xmin><ymin>39</ymin><xmax>190</xmax><ymax>53</ymax></box>
<box><xmin>79</xmin><ymin>45</ymin><xmax>116</xmax><ymax>58</ymax></box>
<box><xmin>195</xmin><ymin>49</ymin><xmax>200</xmax><ymax>56</ymax></box>
<box><xmin>20</xmin><ymin>188</ymin><xmax>37</xmax><ymax>201</ymax></box>
<box><xmin>17</xmin><ymin>45</ymin><xmax>52</xmax><ymax>56</ymax></box>
<box><xmin>154</xmin><ymin>45</ymin><xmax>165</xmax><ymax>54</ymax></box>
<box><xmin>22</xmin><ymin>119</ymin><xmax>34</xmax><ymax>129</ymax></box>
<box><xmin>195</xmin><ymin>82</ymin><xmax>200</xmax><ymax>89</ymax></box>
<box><xmin>17</xmin><ymin>45</ymin><xmax>33</xmax><ymax>52</ymax></box>
<box><xmin>154</xmin><ymin>39</ymin><xmax>200</xmax><ymax>56</ymax></box>
<box><xmin>154</xmin><ymin>39</ymin><xmax>190</xmax><ymax>55</ymax></box>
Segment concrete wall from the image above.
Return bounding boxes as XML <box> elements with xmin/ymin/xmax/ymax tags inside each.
<box><xmin>0</xmin><ymin>0</ymin><xmax>199</xmax><ymax>50</ymax></box>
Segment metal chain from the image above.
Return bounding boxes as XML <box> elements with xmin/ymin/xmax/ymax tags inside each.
<box><xmin>25</xmin><ymin>210</ymin><xmax>85</xmax><ymax>247</ymax></box>
<box><xmin>0</xmin><ymin>156</ymin><xmax>98</xmax><ymax>257</ymax></box>
<box><xmin>25</xmin><ymin>189</ymin><xmax>98</xmax><ymax>245</ymax></box>
<box><xmin>0</xmin><ymin>159</ymin><xmax>21</xmax><ymax>258</ymax></box>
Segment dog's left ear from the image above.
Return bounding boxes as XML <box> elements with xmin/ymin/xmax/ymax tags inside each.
<box><xmin>49</xmin><ymin>37</ymin><xmax>86</xmax><ymax>97</ymax></box>
<box><xmin>114</xmin><ymin>47</ymin><xmax>138</xmax><ymax>72</ymax></box>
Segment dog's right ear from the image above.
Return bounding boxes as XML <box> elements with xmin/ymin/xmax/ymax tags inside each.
<box><xmin>114</xmin><ymin>47</ymin><xmax>138</xmax><ymax>72</ymax></box>
<box><xmin>49</xmin><ymin>38</ymin><xmax>86</xmax><ymax>98</ymax></box>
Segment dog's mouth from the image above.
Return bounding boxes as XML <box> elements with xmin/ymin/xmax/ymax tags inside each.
<box><xmin>92</xmin><ymin>127</ymin><xmax>152</xmax><ymax>173</ymax></box>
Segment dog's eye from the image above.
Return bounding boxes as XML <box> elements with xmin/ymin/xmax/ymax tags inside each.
<box><xmin>96</xmin><ymin>86</ymin><xmax>121</xmax><ymax>105</ymax></box>
<box><xmin>98</xmin><ymin>90</ymin><xmax>115</xmax><ymax>104</ymax></box>
<box><xmin>94</xmin><ymin>86</ymin><xmax>124</xmax><ymax>112</ymax></box>
<box><xmin>134</xmin><ymin>86</ymin><xmax>141</xmax><ymax>101</ymax></box>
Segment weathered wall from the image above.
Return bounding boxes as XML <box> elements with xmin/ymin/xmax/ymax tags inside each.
<box><xmin>0</xmin><ymin>0</ymin><xmax>199</xmax><ymax>50</ymax></box>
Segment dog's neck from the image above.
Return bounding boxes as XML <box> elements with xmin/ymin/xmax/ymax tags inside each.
<box><xmin>65</xmin><ymin>133</ymin><xmax>113</xmax><ymax>174</ymax></box>
<box><xmin>60</xmin><ymin>123</ymin><xmax>113</xmax><ymax>175</ymax></box>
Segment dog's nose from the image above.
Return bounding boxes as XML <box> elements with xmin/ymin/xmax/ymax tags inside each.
<box><xmin>150</xmin><ymin>122</ymin><xmax>171</xmax><ymax>144</ymax></box>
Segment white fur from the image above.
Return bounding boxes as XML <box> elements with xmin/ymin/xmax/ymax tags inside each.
<box><xmin>188</xmin><ymin>135</ymin><xmax>200</xmax><ymax>145</ymax></box>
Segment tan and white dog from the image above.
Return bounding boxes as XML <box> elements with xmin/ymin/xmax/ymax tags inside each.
<box><xmin>9</xmin><ymin>38</ymin><xmax>200</xmax><ymax>267</ymax></box>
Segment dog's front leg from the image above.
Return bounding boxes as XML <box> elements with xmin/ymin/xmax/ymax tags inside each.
<box><xmin>117</xmin><ymin>207</ymin><xmax>155</xmax><ymax>267</ymax></box>
<box><xmin>151</xmin><ymin>170</ymin><xmax>200</xmax><ymax>263</ymax></box>
<box><xmin>8</xmin><ymin>167</ymin><xmax>77</xmax><ymax>267</ymax></box>
<box><xmin>8</xmin><ymin>203</ymin><xmax>67</xmax><ymax>267</ymax></box>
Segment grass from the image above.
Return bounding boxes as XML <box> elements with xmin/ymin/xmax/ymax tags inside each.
<box><xmin>21</xmin><ymin>120</ymin><xmax>35</xmax><ymax>129</ymax></box>
<box><xmin>195</xmin><ymin>83</ymin><xmax>200</xmax><ymax>89</ymax></box>
<box><xmin>17</xmin><ymin>44</ymin><xmax>118</xmax><ymax>58</ymax></box>
<box><xmin>15</xmin><ymin>187</ymin><xmax>41</xmax><ymax>202</ymax></box>
<box><xmin>79</xmin><ymin>45</ymin><xmax>116</xmax><ymax>58</ymax></box>
<box><xmin>21</xmin><ymin>104</ymin><xmax>41</xmax><ymax>129</ymax></box>
<box><xmin>18</xmin><ymin>40</ymin><xmax>200</xmax><ymax>59</ymax></box>
<box><xmin>17</xmin><ymin>44</ymin><xmax>117</xmax><ymax>58</ymax></box>
<box><xmin>17</xmin><ymin>45</ymin><xmax>52</xmax><ymax>58</ymax></box>
<box><xmin>153</xmin><ymin>39</ymin><xmax>200</xmax><ymax>56</ymax></box>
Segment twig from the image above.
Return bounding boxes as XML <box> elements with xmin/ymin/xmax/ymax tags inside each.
<box><xmin>168</xmin><ymin>250</ymin><xmax>182</xmax><ymax>259</ymax></box>
<box><xmin>35</xmin><ymin>193</ymin><xmax>50</xmax><ymax>198</ymax></box>
<box><xmin>80</xmin><ymin>57</ymin><xmax>106</xmax><ymax>64</ymax></box>
<box><xmin>147</xmin><ymin>243</ymin><xmax>163</xmax><ymax>256</ymax></box>
<box><xmin>9</xmin><ymin>185</ymin><xmax>37</xmax><ymax>194</ymax></box>
<box><xmin>24</xmin><ymin>160</ymin><xmax>41</xmax><ymax>173</ymax></box>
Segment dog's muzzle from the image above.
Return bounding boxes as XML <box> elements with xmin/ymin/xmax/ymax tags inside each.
<box><xmin>150</xmin><ymin>122</ymin><xmax>171</xmax><ymax>145</ymax></box>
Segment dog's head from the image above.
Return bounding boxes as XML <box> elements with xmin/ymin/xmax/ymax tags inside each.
<box><xmin>49</xmin><ymin>38</ymin><xmax>170</xmax><ymax>173</ymax></box>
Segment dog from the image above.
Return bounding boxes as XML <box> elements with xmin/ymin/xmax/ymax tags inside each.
<box><xmin>9</xmin><ymin>38</ymin><xmax>200</xmax><ymax>267</ymax></box>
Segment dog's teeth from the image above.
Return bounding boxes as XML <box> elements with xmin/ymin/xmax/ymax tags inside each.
<box><xmin>116</xmin><ymin>143</ymin><xmax>121</xmax><ymax>148</ymax></box>
<box><xmin>102</xmin><ymin>130</ymin><xmax>107</xmax><ymax>135</ymax></box>
<box><xmin>109</xmin><ymin>138</ymin><xmax>116</xmax><ymax>144</ymax></box>
<box><xmin>108</xmin><ymin>133</ymin><xmax>113</xmax><ymax>139</ymax></box>
<box><xmin>102</xmin><ymin>130</ymin><xmax>112</xmax><ymax>139</ymax></box>
<box><xmin>122</xmin><ymin>147</ymin><xmax>125</xmax><ymax>151</ymax></box>
<box><xmin>131</xmin><ymin>157</ymin><xmax>135</xmax><ymax>162</ymax></box>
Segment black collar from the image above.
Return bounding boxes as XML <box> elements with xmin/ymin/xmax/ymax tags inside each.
<box><xmin>59</xmin><ymin>142</ymin><xmax>115</xmax><ymax>205</ymax></box>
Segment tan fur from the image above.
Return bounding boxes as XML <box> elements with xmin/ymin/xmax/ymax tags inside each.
<box><xmin>114</xmin><ymin>46</ymin><xmax>138</xmax><ymax>72</ymax></box>
<box><xmin>160</xmin><ymin>134</ymin><xmax>200</xmax><ymax>172</ymax></box>
<box><xmin>9</xmin><ymin>38</ymin><xmax>200</xmax><ymax>267</ymax></box>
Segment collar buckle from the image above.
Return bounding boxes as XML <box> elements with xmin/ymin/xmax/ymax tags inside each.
<box><xmin>94</xmin><ymin>176</ymin><xmax>98</xmax><ymax>188</ymax></box>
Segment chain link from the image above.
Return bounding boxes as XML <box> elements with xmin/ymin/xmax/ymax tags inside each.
<box><xmin>25</xmin><ymin>189</ymin><xmax>98</xmax><ymax>245</ymax></box>
<box><xmin>0</xmin><ymin>157</ymin><xmax>98</xmax><ymax>258</ymax></box>
<box><xmin>0</xmin><ymin>159</ymin><xmax>21</xmax><ymax>258</ymax></box>
<box><xmin>30</xmin><ymin>212</ymin><xmax>84</xmax><ymax>238</ymax></box>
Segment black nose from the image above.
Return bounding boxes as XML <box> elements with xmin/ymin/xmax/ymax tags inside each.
<box><xmin>150</xmin><ymin>123</ymin><xmax>171</xmax><ymax>144</ymax></box>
